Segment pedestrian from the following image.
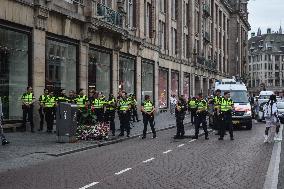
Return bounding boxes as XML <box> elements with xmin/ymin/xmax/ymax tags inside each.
<box><xmin>174</xmin><ymin>96</ymin><xmax>187</xmax><ymax>139</ymax></box>
<box><xmin>254</xmin><ymin>98</ymin><xmax>259</xmax><ymax>123</ymax></box>
<box><xmin>21</xmin><ymin>86</ymin><xmax>35</xmax><ymax>132</ymax></box>
<box><xmin>213</xmin><ymin>89</ymin><xmax>222</xmax><ymax>135</ymax></box>
<box><xmin>92</xmin><ymin>92</ymin><xmax>105</xmax><ymax>122</ymax></box>
<box><xmin>170</xmin><ymin>95</ymin><xmax>177</xmax><ymax>114</ymax></box>
<box><xmin>44</xmin><ymin>91</ymin><xmax>57</xmax><ymax>133</ymax></box>
<box><xmin>0</xmin><ymin>97</ymin><xmax>9</xmax><ymax>145</ymax></box>
<box><xmin>105</xmin><ymin>94</ymin><xmax>116</xmax><ymax>136</ymax></box>
<box><xmin>130</xmin><ymin>94</ymin><xmax>140</xmax><ymax>122</ymax></box>
<box><xmin>263</xmin><ymin>94</ymin><xmax>280</xmax><ymax>143</ymax></box>
<box><xmin>38</xmin><ymin>88</ymin><xmax>49</xmax><ymax>131</ymax></box>
<box><xmin>188</xmin><ymin>97</ymin><xmax>197</xmax><ymax>124</ymax></box>
<box><xmin>219</xmin><ymin>91</ymin><xmax>234</xmax><ymax>140</ymax></box>
<box><xmin>193</xmin><ymin>93</ymin><xmax>209</xmax><ymax>140</ymax></box>
<box><xmin>76</xmin><ymin>89</ymin><xmax>88</xmax><ymax>123</ymax></box>
<box><xmin>141</xmin><ymin>95</ymin><xmax>156</xmax><ymax>139</ymax></box>
<box><xmin>118</xmin><ymin>91</ymin><xmax>131</xmax><ymax>137</ymax></box>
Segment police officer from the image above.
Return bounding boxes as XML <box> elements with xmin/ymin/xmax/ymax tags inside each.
<box><xmin>21</xmin><ymin>86</ymin><xmax>35</xmax><ymax>132</ymax></box>
<box><xmin>76</xmin><ymin>89</ymin><xmax>88</xmax><ymax>123</ymax></box>
<box><xmin>213</xmin><ymin>89</ymin><xmax>222</xmax><ymax>135</ymax></box>
<box><xmin>219</xmin><ymin>91</ymin><xmax>234</xmax><ymax>140</ymax></box>
<box><xmin>141</xmin><ymin>95</ymin><xmax>156</xmax><ymax>139</ymax></box>
<box><xmin>188</xmin><ymin>97</ymin><xmax>198</xmax><ymax>124</ymax></box>
<box><xmin>44</xmin><ymin>91</ymin><xmax>57</xmax><ymax>133</ymax></box>
<box><xmin>93</xmin><ymin>92</ymin><xmax>105</xmax><ymax>122</ymax></box>
<box><xmin>174</xmin><ymin>96</ymin><xmax>187</xmax><ymax>139</ymax></box>
<box><xmin>68</xmin><ymin>90</ymin><xmax>77</xmax><ymax>104</ymax></box>
<box><xmin>130</xmin><ymin>94</ymin><xmax>140</xmax><ymax>122</ymax></box>
<box><xmin>57</xmin><ymin>89</ymin><xmax>69</xmax><ymax>103</ymax></box>
<box><xmin>193</xmin><ymin>93</ymin><xmax>209</xmax><ymax>140</ymax></box>
<box><xmin>118</xmin><ymin>91</ymin><xmax>131</xmax><ymax>137</ymax></box>
<box><xmin>38</xmin><ymin>89</ymin><xmax>49</xmax><ymax>131</ymax></box>
<box><xmin>105</xmin><ymin>94</ymin><xmax>116</xmax><ymax>136</ymax></box>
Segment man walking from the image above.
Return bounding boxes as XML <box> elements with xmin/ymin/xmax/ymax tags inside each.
<box><xmin>105</xmin><ymin>94</ymin><xmax>116</xmax><ymax>136</ymax></box>
<box><xmin>118</xmin><ymin>91</ymin><xmax>131</xmax><ymax>137</ymax></box>
<box><xmin>219</xmin><ymin>91</ymin><xmax>234</xmax><ymax>140</ymax></box>
<box><xmin>21</xmin><ymin>86</ymin><xmax>35</xmax><ymax>132</ymax></box>
<box><xmin>170</xmin><ymin>95</ymin><xmax>177</xmax><ymax>114</ymax></box>
<box><xmin>141</xmin><ymin>95</ymin><xmax>156</xmax><ymax>139</ymax></box>
<box><xmin>174</xmin><ymin>96</ymin><xmax>187</xmax><ymax>139</ymax></box>
<box><xmin>38</xmin><ymin>89</ymin><xmax>49</xmax><ymax>131</ymax></box>
<box><xmin>213</xmin><ymin>89</ymin><xmax>222</xmax><ymax>135</ymax></box>
<box><xmin>44</xmin><ymin>91</ymin><xmax>57</xmax><ymax>133</ymax></box>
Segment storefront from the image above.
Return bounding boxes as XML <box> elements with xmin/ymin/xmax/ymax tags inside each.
<box><xmin>0</xmin><ymin>25</ymin><xmax>30</xmax><ymax>120</ymax></box>
<box><xmin>88</xmin><ymin>47</ymin><xmax>112</xmax><ymax>95</ymax></box>
<box><xmin>119</xmin><ymin>54</ymin><xmax>136</xmax><ymax>94</ymax></box>
<box><xmin>171</xmin><ymin>70</ymin><xmax>179</xmax><ymax>97</ymax></box>
<box><xmin>158</xmin><ymin>67</ymin><xmax>168</xmax><ymax>108</ymax></box>
<box><xmin>183</xmin><ymin>72</ymin><xmax>190</xmax><ymax>99</ymax></box>
<box><xmin>45</xmin><ymin>37</ymin><xmax>77</xmax><ymax>94</ymax></box>
<box><xmin>141</xmin><ymin>59</ymin><xmax>154</xmax><ymax>102</ymax></box>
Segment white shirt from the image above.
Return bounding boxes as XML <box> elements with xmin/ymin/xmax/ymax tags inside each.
<box><xmin>264</xmin><ymin>102</ymin><xmax>278</xmax><ymax>118</ymax></box>
<box><xmin>170</xmin><ymin>97</ymin><xmax>177</xmax><ymax>105</ymax></box>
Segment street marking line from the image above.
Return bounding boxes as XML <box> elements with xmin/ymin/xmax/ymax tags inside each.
<box><xmin>263</xmin><ymin>124</ymin><xmax>283</xmax><ymax>189</ymax></box>
<box><xmin>188</xmin><ymin>139</ymin><xmax>196</xmax><ymax>143</ymax></box>
<box><xmin>115</xmin><ymin>168</ymin><xmax>132</xmax><ymax>175</ymax></box>
<box><xmin>143</xmin><ymin>157</ymin><xmax>155</xmax><ymax>163</ymax></box>
<box><xmin>79</xmin><ymin>182</ymin><xmax>99</xmax><ymax>189</ymax></box>
<box><xmin>163</xmin><ymin>150</ymin><xmax>172</xmax><ymax>154</ymax></box>
<box><xmin>177</xmin><ymin>144</ymin><xmax>185</xmax><ymax>148</ymax></box>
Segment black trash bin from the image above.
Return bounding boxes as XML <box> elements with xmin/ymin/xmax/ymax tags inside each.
<box><xmin>56</xmin><ymin>102</ymin><xmax>78</xmax><ymax>143</ymax></box>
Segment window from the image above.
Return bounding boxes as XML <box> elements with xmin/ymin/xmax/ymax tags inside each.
<box><xmin>88</xmin><ymin>48</ymin><xmax>111</xmax><ymax>95</ymax></box>
<box><xmin>46</xmin><ymin>39</ymin><xmax>77</xmax><ymax>94</ymax></box>
<box><xmin>158</xmin><ymin>68</ymin><xmax>168</xmax><ymax>108</ymax></box>
<box><xmin>127</xmin><ymin>0</ymin><xmax>134</xmax><ymax>28</ymax></box>
<box><xmin>145</xmin><ymin>2</ymin><xmax>151</xmax><ymax>37</ymax></box>
<box><xmin>186</xmin><ymin>34</ymin><xmax>190</xmax><ymax>58</ymax></box>
<box><xmin>141</xmin><ymin>60</ymin><xmax>154</xmax><ymax>102</ymax></box>
<box><xmin>275</xmin><ymin>55</ymin><xmax>280</xmax><ymax>61</ymax></box>
<box><xmin>171</xmin><ymin>71</ymin><xmax>179</xmax><ymax>96</ymax></box>
<box><xmin>185</xmin><ymin>2</ymin><xmax>190</xmax><ymax>27</ymax></box>
<box><xmin>171</xmin><ymin>28</ymin><xmax>177</xmax><ymax>55</ymax></box>
<box><xmin>0</xmin><ymin>27</ymin><xmax>29</xmax><ymax>120</ymax></box>
<box><xmin>183</xmin><ymin>73</ymin><xmax>190</xmax><ymax>100</ymax></box>
<box><xmin>171</xmin><ymin>0</ymin><xmax>177</xmax><ymax>19</ymax></box>
<box><xmin>119</xmin><ymin>55</ymin><xmax>136</xmax><ymax>94</ymax></box>
<box><xmin>158</xmin><ymin>21</ymin><xmax>166</xmax><ymax>50</ymax></box>
<box><xmin>160</xmin><ymin>0</ymin><xmax>166</xmax><ymax>13</ymax></box>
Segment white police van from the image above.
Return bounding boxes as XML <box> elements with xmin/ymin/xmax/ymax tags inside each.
<box><xmin>212</xmin><ymin>78</ymin><xmax>252</xmax><ymax>130</ymax></box>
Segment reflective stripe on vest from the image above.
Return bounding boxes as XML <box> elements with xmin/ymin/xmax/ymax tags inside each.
<box><xmin>189</xmin><ymin>100</ymin><xmax>197</xmax><ymax>108</ymax></box>
<box><xmin>220</xmin><ymin>98</ymin><xmax>233</xmax><ymax>112</ymax></box>
<box><xmin>93</xmin><ymin>99</ymin><xmax>104</xmax><ymax>109</ymax></box>
<box><xmin>213</xmin><ymin>96</ymin><xmax>221</xmax><ymax>108</ymax></box>
<box><xmin>106</xmin><ymin>98</ymin><xmax>115</xmax><ymax>110</ymax></box>
<box><xmin>22</xmin><ymin>93</ymin><xmax>34</xmax><ymax>104</ymax></box>
<box><xmin>144</xmin><ymin>101</ymin><xmax>153</xmax><ymax>112</ymax></box>
<box><xmin>120</xmin><ymin>100</ymin><xmax>129</xmax><ymax>111</ymax></box>
<box><xmin>39</xmin><ymin>95</ymin><xmax>48</xmax><ymax>103</ymax></box>
<box><xmin>45</xmin><ymin>97</ymin><xmax>56</xmax><ymax>108</ymax></box>
<box><xmin>197</xmin><ymin>100</ymin><xmax>207</xmax><ymax>111</ymax></box>
<box><xmin>77</xmin><ymin>95</ymin><xmax>86</xmax><ymax>108</ymax></box>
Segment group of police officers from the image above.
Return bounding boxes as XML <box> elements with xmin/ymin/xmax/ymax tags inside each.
<box><xmin>19</xmin><ymin>86</ymin><xmax>234</xmax><ymax>141</ymax></box>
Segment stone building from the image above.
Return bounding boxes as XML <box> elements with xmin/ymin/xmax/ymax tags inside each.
<box><xmin>0</xmin><ymin>0</ymin><xmax>249</xmax><ymax>121</ymax></box>
<box><xmin>248</xmin><ymin>28</ymin><xmax>284</xmax><ymax>95</ymax></box>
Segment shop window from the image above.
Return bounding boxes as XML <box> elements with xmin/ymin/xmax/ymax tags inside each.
<box><xmin>88</xmin><ymin>48</ymin><xmax>111</xmax><ymax>95</ymax></box>
<box><xmin>141</xmin><ymin>60</ymin><xmax>154</xmax><ymax>102</ymax></box>
<box><xmin>46</xmin><ymin>39</ymin><xmax>77</xmax><ymax>94</ymax></box>
<box><xmin>119</xmin><ymin>55</ymin><xmax>136</xmax><ymax>94</ymax></box>
<box><xmin>171</xmin><ymin>71</ymin><xmax>179</xmax><ymax>96</ymax></box>
<box><xmin>158</xmin><ymin>68</ymin><xmax>168</xmax><ymax>108</ymax></box>
<box><xmin>0</xmin><ymin>27</ymin><xmax>29</xmax><ymax>120</ymax></box>
<box><xmin>183</xmin><ymin>73</ymin><xmax>190</xmax><ymax>100</ymax></box>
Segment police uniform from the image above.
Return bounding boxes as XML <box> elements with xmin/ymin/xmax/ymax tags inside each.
<box><xmin>38</xmin><ymin>94</ymin><xmax>49</xmax><ymax>131</ymax></box>
<box><xmin>93</xmin><ymin>97</ymin><xmax>105</xmax><ymax>122</ymax></box>
<box><xmin>57</xmin><ymin>95</ymin><xmax>69</xmax><ymax>103</ymax></box>
<box><xmin>213</xmin><ymin>95</ymin><xmax>222</xmax><ymax>132</ymax></box>
<box><xmin>194</xmin><ymin>99</ymin><xmax>209</xmax><ymax>139</ymax></box>
<box><xmin>175</xmin><ymin>100</ymin><xmax>187</xmax><ymax>139</ymax></box>
<box><xmin>44</xmin><ymin>95</ymin><xmax>56</xmax><ymax>133</ymax></box>
<box><xmin>105</xmin><ymin>97</ymin><xmax>116</xmax><ymax>136</ymax></box>
<box><xmin>188</xmin><ymin>99</ymin><xmax>197</xmax><ymax>124</ymax></box>
<box><xmin>130</xmin><ymin>97</ymin><xmax>139</xmax><ymax>122</ymax></box>
<box><xmin>118</xmin><ymin>98</ymin><xmax>131</xmax><ymax>137</ymax></box>
<box><xmin>220</xmin><ymin>97</ymin><xmax>234</xmax><ymax>140</ymax></box>
<box><xmin>21</xmin><ymin>92</ymin><xmax>35</xmax><ymax>132</ymax></box>
<box><xmin>141</xmin><ymin>100</ymin><xmax>156</xmax><ymax>138</ymax></box>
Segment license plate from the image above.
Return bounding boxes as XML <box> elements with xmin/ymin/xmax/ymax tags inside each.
<box><xmin>232</xmin><ymin>120</ymin><xmax>239</xmax><ymax>124</ymax></box>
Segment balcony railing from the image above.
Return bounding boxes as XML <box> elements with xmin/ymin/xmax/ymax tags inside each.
<box><xmin>197</xmin><ymin>56</ymin><xmax>217</xmax><ymax>71</ymax></box>
<box><xmin>203</xmin><ymin>4</ymin><xmax>210</xmax><ymax>17</ymax></box>
<box><xmin>203</xmin><ymin>32</ymin><xmax>210</xmax><ymax>43</ymax></box>
<box><xmin>96</xmin><ymin>3</ymin><xmax>123</xmax><ymax>27</ymax></box>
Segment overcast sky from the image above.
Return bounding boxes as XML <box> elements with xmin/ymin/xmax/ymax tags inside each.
<box><xmin>248</xmin><ymin>0</ymin><xmax>284</xmax><ymax>35</ymax></box>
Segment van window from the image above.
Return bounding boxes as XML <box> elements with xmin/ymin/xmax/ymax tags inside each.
<box><xmin>259</xmin><ymin>95</ymin><xmax>271</xmax><ymax>100</ymax></box>
<box><xmin>221</xmin><ymin>91</ymin><xmax>249</xmax><ymax>103</ymax></box>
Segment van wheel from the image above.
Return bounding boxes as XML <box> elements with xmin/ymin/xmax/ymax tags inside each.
<box><xmin>246</xmin><ymin>123</ymin><xmax>252</xmax><ymax>130</ymax></box>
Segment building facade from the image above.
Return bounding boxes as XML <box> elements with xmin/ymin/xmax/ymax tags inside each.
<box><xmin>0</xmin><ymin>0</ymin><xmax>249</xmax><ymax>121</ymax></box>
<box><xmin>248</xmin><ymin>28</ymin><xmax>284</xmax><ymax>95</ymax></box>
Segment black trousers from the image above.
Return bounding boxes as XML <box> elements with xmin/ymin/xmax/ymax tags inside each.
<box><xmin>39</xmin><ymin>107</ymin><xmax>44</xmax><ymax>130</ymax></box>
<box><xmin>22</xmin><ymin>105</ymin><xmax>34</xmax><ymax>131</ymax></box>
<box><xmin>213</xmin><ymin>113</ymin><xmax>222</xmax><ymax>131</ymax></box>
<box><xmin>120</xmin><ymin>112</ymin><xmax>130</xmax><ymax>135</ymax></box>
<box><xmin>45</xmin><ymin>108</ymin><xmax>55</xmax><ymax>132</ymax></box>
<box><xmin>190</xmin><ymin>109</ymin><xmax>197</xmax><ymax>124</ymax></box>
<box><xmin>95</xmin><ymin>109</ymin><xmax>104</xmax><ymax>122</ymax></box>
<box><xmin>220</xmin><ymin>113</ymin><xmax>233</xmax><ymax>138</ymax></box>
<box><xmin>176</xmin><ymin>116</ymin><xmax>185</xmax><ymax>137</ymax></box>
<box><xmin>105</xmin><ymin>110</ymin><xmax>115</xmax><ymax>135</ymax></box>
<box><xmin>195</xmin><ymin>113</ymin><xmax>208</xmax><ymax>137</ymax></box>
<box><xmin>132</xmin><ymin>108</ymin><xmax>139</xmax><ymax>122</ymax></box>
<box><xmin>143</xmin><ymin>114</ymin><xmax>156</xmax><ymax>137</ymax></box>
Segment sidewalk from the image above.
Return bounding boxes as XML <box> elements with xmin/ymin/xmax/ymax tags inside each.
<box><xmin>0</xmin><ymin>112</ymin><xmax>196</xmax><ymax>172</ymax></box>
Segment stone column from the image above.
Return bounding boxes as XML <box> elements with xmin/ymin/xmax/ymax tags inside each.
<box><xmin>191</xmin><ymin>74</ymin><xmax>195</xmax><ymax>97</ymax></box>
<box><xmin>136</xmin><ymin>56</ymin><xmax>142</xmax><ymax>106</ymax></box>
<box><xmin>154</xmin><ymin>61</ymin><xmax>159</xmax><ymax>109</ymax></box>
<box><xmin>112</xmin><ymin>50</ymin><xmax>120</xmax><ymax>97</ymax></box>
<box><xmin>79</xmin><ymin>42</ymin><xmax>89</xmax><ymax>92</ymax></box>
<box><xmin>200</xmin><ymin>76</ymin><xmax>204</xmax><ymax>94</ymax></box>
<box><xmin>180</xmin><ymin>70</ymin><xmax>184</xmax><ymax>95</ymax></box>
